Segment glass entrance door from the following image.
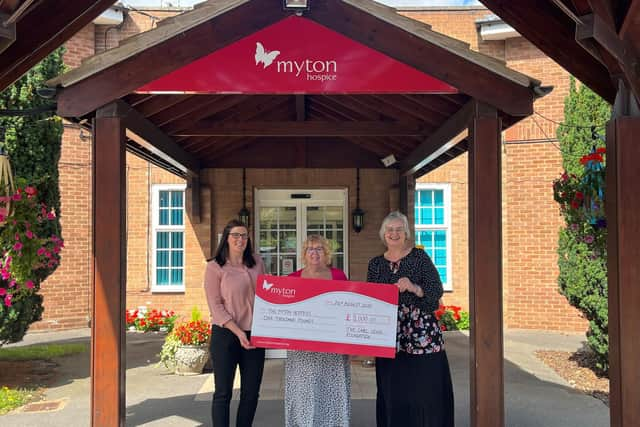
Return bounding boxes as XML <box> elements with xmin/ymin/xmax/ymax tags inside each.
<box><xmin>255</xmin><ymin>189</ymin><xmax>348</xmax><ymax>277</ymax></box>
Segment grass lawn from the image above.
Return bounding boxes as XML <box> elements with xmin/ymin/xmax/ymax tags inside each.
<box><xmin>0</xmin><ymin>342</ymin><xmax>88</xmax><ymax>361</ymax></box>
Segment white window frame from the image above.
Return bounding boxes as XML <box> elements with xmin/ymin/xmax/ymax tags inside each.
<box><xmin>414</xmin><ymin>183</ymin><xmax>452</xmax><ymax>291</ymax></box>
<box><xmin>151</xmin><ymin>183</ymin><xmax>187</xmax><ymax>293</ymax></box>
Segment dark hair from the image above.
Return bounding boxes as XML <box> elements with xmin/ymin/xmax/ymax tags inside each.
<box><xmin>213</xmin><ymin>219</ymin><xmax>256</xmax><ymax>268</ymax></box>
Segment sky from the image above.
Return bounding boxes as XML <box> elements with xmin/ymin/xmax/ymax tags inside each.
<box><xmin>122</xmin><ymin>0</ymin><xmax>482</xmax><ymax>8</ymax></box>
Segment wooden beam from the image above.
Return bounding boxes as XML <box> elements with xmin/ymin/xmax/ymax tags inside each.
<box><xmin>92</xmin><ymin>113</ymin><xmax>126</xmax><ymax>427</ymax></box>
<box><xmin>99</xmin><ymin>100</ymin><xmax>200</xmax><ymax>177</ymax></box>
<box><xmin>0</xmin><ymin>13</ymin><xmax>16</xmax><ymax>54</ymax></box>
<box><xmin>311</xmin><ymin>0</ymin><xmax>536</xmax><ymax>116</ymax></box>
<box><xmin>202</xmin><ymin>138</ymin><xmax>385</xmax><ymax>168</ymax></box>
<box><xmin>576</xmin><ymin>12</ymin><xmax>640</xmax><ymax>103</ymax></box>
<box><xmin>186</xmin><ymin>175</ymin><xmax>201</xmax><ymax>224</ymax></box>
<box><xmin>398</xmin><ymin>175</ymin><xmax>409</xmax><ymax>215</ymax></box>
<box><xmin>54</xmin><ymin>2</ymin><xmax>287</xmax><ymax>118</ymax></box>
<box><xmin>0</xmin><ymin>0</ymin><xmax>116</xmax><ymax>91</ymax></box>
<box><xmin>468</xmin><ymin>101</ymin><xmax>504</xmax><ymax>427</ymax></box>
<box><xmin>174</xmin><ymin>121</ymin><xmax>432</xmax><ymax>137</ymax></box>
<box><xmin>478</xmin><ymin>0</ymin><xmax>616</xmax><ymax>102</ymax></box>
<box><xmin>607</xmin><ymin>82</ymin><xmax>640</xmax><ymax>427</ymax></box>
<box><xmin>400</xmin><ymin>101</ymin><xmax>474</xmax><ymax>175</ymax></box>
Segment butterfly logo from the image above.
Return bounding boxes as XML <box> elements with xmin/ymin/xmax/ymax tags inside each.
<box><xmin>255</xmin><ymin>42</ymin><xmax>280</xmax><ymax>69</ymax></box>
<box><xmin>262</xmin><ymin>279</ymin><xmax>274</xmax><ymax>291</ymax></box>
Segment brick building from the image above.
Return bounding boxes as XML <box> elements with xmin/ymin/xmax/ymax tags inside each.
<box><xmin>32</xmin><ymin>4</ymin><xmax>587</xmax><ymax>332</ymax></box>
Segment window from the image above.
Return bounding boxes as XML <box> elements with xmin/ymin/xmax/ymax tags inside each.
<box><xmin>414</xmin><ymin>184</ymin><xmax>451</xmax><ymax>290</ymax></box>
<box><xmin>152</xmin><ymin>184</ymin><xmax>186</xmax><ymax>292</ymax></box>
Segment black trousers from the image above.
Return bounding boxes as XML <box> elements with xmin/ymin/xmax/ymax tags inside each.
<box><xmin>210</xmin><ymin>325</ymin><xmax>265</xmax><ymax>427</ymax></box>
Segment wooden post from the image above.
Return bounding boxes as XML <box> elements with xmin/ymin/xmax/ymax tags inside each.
<box><xmin>92</xmin><ymin>112</ymin><xmax>126</xmax><ymax>427</ymax></box>
<box><xmin>607</xmin><ymin>82</ymin><xmax>640</xmax><ymax>427</ymax></box>
<box><xmin>468</xmin><ymin>101</ymin><xmax>504</xmax><ymax>427</ymax></box>
<box><xmin>398</xmin><ymin>174</ymin><xmax>409</xmax><ymax>215</ymax></box>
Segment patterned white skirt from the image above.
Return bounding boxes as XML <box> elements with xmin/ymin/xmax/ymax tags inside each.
<box><xmin>284</xmin><ymin>350</ymin><xmax>351</xmax><ymax>427</ymax></box>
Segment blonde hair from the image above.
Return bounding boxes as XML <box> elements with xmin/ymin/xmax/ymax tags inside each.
<box><xmin>302</xmin><ymin>234</ymin><xmax>332</xmax><ymax>266</ymax></box>
<box><xmin>378</xmin><ymin>211</ymin><xmax>412</xmax><ymax>246</ymax></box>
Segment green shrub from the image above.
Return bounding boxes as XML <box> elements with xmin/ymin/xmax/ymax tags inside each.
<box><xmin>553</xmin><ymin>77</ymin><xmax>610</xmax><ymax>373</ymax></box>
<box><xmin>0</xmin><ymin>47</ymin><xmax>65</xmax><ymax>345</ymax></box>
<box><xmin>0</xmin><ymin>386</ymin><xmax>34</xmax><ymax>414</ymax></box>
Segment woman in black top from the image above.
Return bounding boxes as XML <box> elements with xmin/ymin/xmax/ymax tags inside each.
<box><xmin>367</xmin><ymin>211</ymin><xmax>454</xmax><ymax>427</ymax></box>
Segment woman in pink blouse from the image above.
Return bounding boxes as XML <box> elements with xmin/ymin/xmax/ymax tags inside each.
<box><xmin>204</xmin><ymin>219</ymin><xmax>265</xmax><ymax>427</ymax></box>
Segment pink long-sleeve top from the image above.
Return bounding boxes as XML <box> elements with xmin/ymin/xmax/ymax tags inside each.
<box><xmin>204</xmin><ymin>255</ymin><xmax>265</xmax><ymax>331</ymax></box>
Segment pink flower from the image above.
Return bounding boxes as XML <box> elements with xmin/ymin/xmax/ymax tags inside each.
<box><xmin>37</xmin><ymin>247</ymin><xmax>47</xmax><ymax>256</ymax></box>
<box><xmin>0</xmin><ymin>288</ymin><xmax>6</xmax><ymax>296</ymax></box>
<box><xmin>1</xmin><ymin>269</ymin><xmax>10</xmax><ymax>280</ymax></box>
<box><xmin>4</xmin><ymin>294</ymin><xmax>12</xmax><ymax>307</ymax></box>
<box><xmin>25</xmin><ymin>280</ymin><xmax>34</xmax><ymax>289</ymax></box>
<box><xmin>9</xmin><ymin>280</ymin><xmax>16</xmax><ymax>288</ymax></box>
<box><xmin>11</xmin><ymin>192</ymin><xmax>22</xmax><ymax>201</ymax></box>
<box><xmin>26</xmin><ymin>230</ymin><xmax>34</xmax><ymax>239</ymax></box>
<box><xmin>13</xmin><ymin>242</ymin><xmax>23</xmax><ymax>251</ymax></box>
<box><xmin>0</xmin><ymin>196</ymin><xmax>9</xmax><ymax>203</ymax></box>
<box><xmin>0</xmin><ymin>213</ymin><xmax>5</xmax><ymax>223</ymax></box>
<box><xmin>24</xmin><ymin>186</ymin><xmax>37</xmax><ymax>197</ymax></box>
<box><xmin>15</xmin><ymin>233</ymin><xmax>20</xmax><ymax>241</ymax></box>
<box><xmin>46</xmin><ymin>212</ymin><xmax>56</xmax><ymax>220</ymax></box>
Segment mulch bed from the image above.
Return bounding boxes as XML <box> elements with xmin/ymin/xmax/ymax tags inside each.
<box><xmin>535</xmin><ymin>350</ymin><xmax>609</xmax><ymax>406</ymax></box>
<box><xmin>0</xmin><ymin>359</ymin><xmax>58</xmax><ymax>389</ymax></box>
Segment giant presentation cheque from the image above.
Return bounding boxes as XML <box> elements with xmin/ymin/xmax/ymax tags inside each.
<box><xmin>250</xmin><ymin>274</ymin><xmax>398</xmax><ymax>358</ymax></box>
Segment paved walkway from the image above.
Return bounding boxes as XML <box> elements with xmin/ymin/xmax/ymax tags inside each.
<box><xmin>1</xmin><ymin>329</ymin><xmax>609</xmax><ymax>426</ymax></box>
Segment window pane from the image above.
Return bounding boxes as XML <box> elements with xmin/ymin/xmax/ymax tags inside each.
<box><xmin>262</xmin><ymin>255</ymin><xmax>277</xmax><ymax>275</ymax></box>
<box><xmin>171</xmin><ymin>232</ymin><xmax>184</xmax><ymax>249</ymax></box>
<box><xmin>279</xmin><ymin>231</ymin><xmax>296</xmax><ymax>253</ymax></box>
<box><xmin>420</xmin><ymin>190</ymin><xmax>433</xmax><ymax>207</ymax></box>
<box><xmin>414</xmin><ymin>207</ymin><xmax>420</xmax><ymax>224</ymax></box>
<box><xmin>157</xmin><ymin>232</ymin><xmax>169</xmax><ymax>248</ymax></box>
<box><xmin>434</xmin><ymin>190</ymin><xmax>444</xmax><ymax>207</ymax></box>
<box><xmin>437</xmin><ymin>267</ymin><xmax>447</xmax><ymax>284</ymax></box>
<box><xmin>333</xmin><ymin>255</ymin><xmax>344</xmax><ymax>271</ymax></box>
<box><xmin>325</xmin><ymin>206</ymin><xmax>343</xmax><ymax>228</ymax></box>
<box><xmin>434</xmin><ymin>208</ymin><xmax>444</xmax><ymax>225</ymax></box>
<box><xmin>157</xmin><ymin>250</ymin><xmax>169</xmax><ymax>267</ymax></box>
<box><xmin>159</xmin><ymin>209</ymin><xmax>169</xmax><ymax>225</ymax></box>
<box><xmin>159</xmin><ymin>191</ymin><xmax>170</xmax><ymax>208</ymax></box>
<box><xmin>171</xmin><ymin>250</ymin><xmax>183</xmax><ymax>267</ymax></box>
<box><xmin>280</xmin><ymin>207</ymin><xmax>296</xmax><ymax>229</ymax></box>
<box><xmin>434</xmin><ymin>231</ymin><xmax>446</xmax><ymax>248</ymax></box>
<box><xmin>260</xmin><ymin>208</ymin><xmax>278</xmax><ymax>229</ymax></box>
<box><xmin>171</xmin><ymin>208</ymin><xmax>183</xmax><ymax>226</ymax></box>
<box><xmin>435</xmin><ymin>249</ymin><xmax>447</xmax><ymax>265</ymax></box>
<box><xmin>157</xmin><ymin>269</ymin><xmax>169</xmax><ymax>285</ymax></box>
<box><xmin>171</xmin><ymin>269</ymin><xmax>183</xmax><ymax>285</ymax></box>
<box><xmin>171</xmin><ymin>191</ymin><xmax>184</xmax><ymax>208</ymax></box>
<box><xmin>421</xmin><ymin>208</ymin><xmax>433</xmax><ymax>225</ymax></box>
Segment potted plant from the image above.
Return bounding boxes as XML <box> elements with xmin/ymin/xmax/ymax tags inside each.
<box><xmin>159</xmin><ymin>307</ymin><xmax>211</xmax><ymax>375</ymax></box>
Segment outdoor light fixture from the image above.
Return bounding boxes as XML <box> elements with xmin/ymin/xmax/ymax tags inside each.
<box><xmin>352</xmin><ymin>168</ymin><xmax>365</xmax><ymax>233</ymax></box>
<box><xmin>283</xmin><ymin>0</ymin><xmax>310</xmax><ymax>11</ymax></box>
<box><xmin>238</xmin><ymin>168</ymin><xmax>250</xmax><ymax>227</ymax></box>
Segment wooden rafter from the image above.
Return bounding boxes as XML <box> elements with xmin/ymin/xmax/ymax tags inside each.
<box><xmin>174</xmin><ymin>121</ymin><xmax>435</xmax><ymax>137</ymax></box>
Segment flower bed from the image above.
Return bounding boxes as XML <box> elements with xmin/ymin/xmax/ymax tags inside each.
<box><xmin>434</xmin><ymin>305</ymin><xmax>469</xmax><ymax>331</ymax></box>
<box><xmin>125</xmin><ymin>308</ymin><xmax>177</xmax><ymax>333</ymax></box>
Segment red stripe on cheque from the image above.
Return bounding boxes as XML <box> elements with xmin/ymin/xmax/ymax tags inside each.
<box><xmin>251</xmin><ymin>336</ymin><xmax>396</xmax><ymax>358</ymax></box>
<box><xmin>256</xmin><ymin>274</ymin><xmax>398</xmax><ymax>305</ymax></box>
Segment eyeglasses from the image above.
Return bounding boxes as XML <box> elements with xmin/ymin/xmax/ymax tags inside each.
<box><xmin>385</xmin><ymin>226</ymin><xmax>405</xmax><ymax>234</ymax></box>
<box><xmin>305</xmin><ymin>246</ymin><xmax>325</xmax><ymax>254</ymax></box>
<box><xmin>229</xmin><ymin>232</ymin><xmax>249</xmax><ymax>240</ymax></box>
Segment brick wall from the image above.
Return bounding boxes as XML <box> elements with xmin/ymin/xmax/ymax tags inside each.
<box><xmin>404</xmin><ymin>8</ymin><xmax>588</xmax><ymax>331</ymax></box>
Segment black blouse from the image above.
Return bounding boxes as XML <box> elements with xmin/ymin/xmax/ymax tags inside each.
<box><xmin>367</xmin><ymin>248</ymin><xmax>443</xmax><ymax>312</ymax></box>
<box><xmin>367</xmin><ymin>248</ymin><xmax>445</xmax><ymax>354</ymax></box>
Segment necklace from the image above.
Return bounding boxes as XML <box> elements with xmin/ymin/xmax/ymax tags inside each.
<box><xmin>389</xmin><ymin>260</ymin><xmax>400</xmax><ymax>274</ymax></box>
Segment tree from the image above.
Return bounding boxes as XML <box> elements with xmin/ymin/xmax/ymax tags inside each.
<box><xmin>554</xmin><ymin>77</ymin><xmax>611</xmax><ymax>372</ymax></box>
<box><xmin>0</xmin><ymin>47</ymin><xmax>65</xmax><ymax>345</ymax></box>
